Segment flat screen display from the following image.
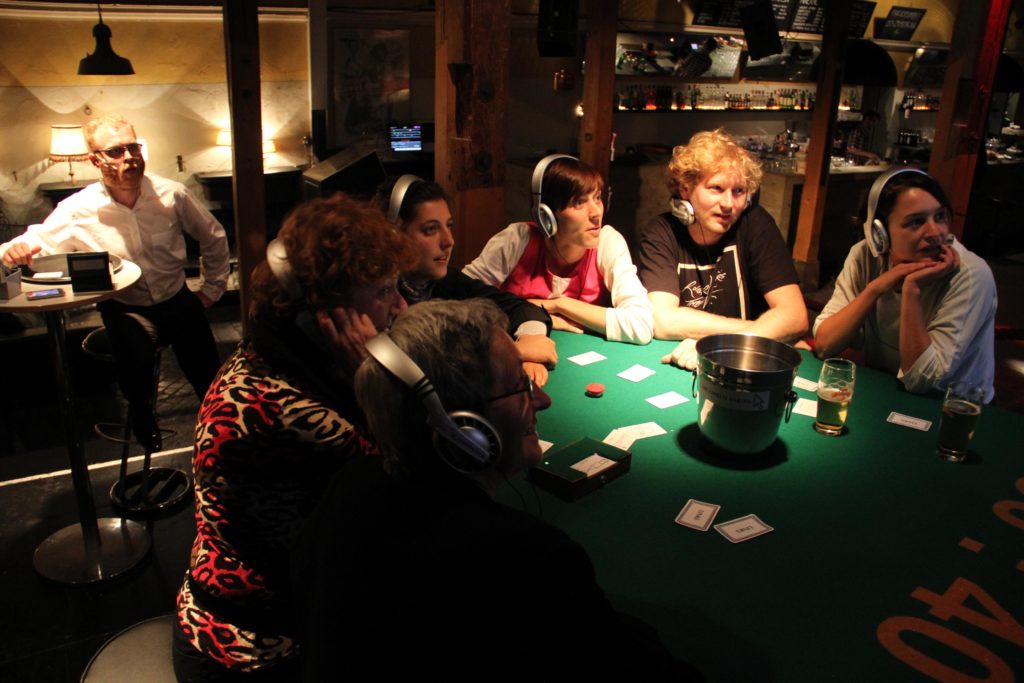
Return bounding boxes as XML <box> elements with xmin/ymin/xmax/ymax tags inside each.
<box><xmin>389</xmin><ymin>125</ymin><xmax>422</xmax><ymax>153</ymax></box>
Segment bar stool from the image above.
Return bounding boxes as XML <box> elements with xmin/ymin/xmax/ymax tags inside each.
<box><xmin>80</xmin><ymin>614</ymin><xmax>176</xmax><ymax>683</ymax></box>
<box><xmin>81</xmin><ymin>326</ymin><xmax>192</xmax><ymax>518</ymax></box>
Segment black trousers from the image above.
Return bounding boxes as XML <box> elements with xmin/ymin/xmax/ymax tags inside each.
<box><xmin>97</xmin><ymin>284</ymin><xmax>221</xmax><ymax>420</ymax></box>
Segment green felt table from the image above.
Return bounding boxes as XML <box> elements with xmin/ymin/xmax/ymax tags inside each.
<box><xmin>503</xmin><ymin>331</ymin><xmax>1024</xmax><ymax>682</ymax></box>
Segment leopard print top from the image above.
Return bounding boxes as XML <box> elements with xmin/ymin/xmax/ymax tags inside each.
<box><xmin>175</xmin><ymin>344</ymin><xmax>372</xmax><ymax>672</ymax></box>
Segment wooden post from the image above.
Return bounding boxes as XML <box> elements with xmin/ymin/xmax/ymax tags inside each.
<box><xmin>223</xmin><ymin>0</ymin><xmax>267</xmax><ymax>334</ymax></box>
<box><xmin>578</xmin><ymin>0</ymin><xmax>616</xmax><ymax>180</ymax></box>
<box><xmin>928</xmin><ymin>0</ymin><xmax>1012</xmax><ymax>239</ymax></box>
<box><xmin>435</xmin><ymin>0</ymin><xmax>510</xmax><ymax>268</ymax></box>
<box><xmin>791</xmin><ymin>0</ymin><xmax>851</xmax><ymax>291</ymax></box>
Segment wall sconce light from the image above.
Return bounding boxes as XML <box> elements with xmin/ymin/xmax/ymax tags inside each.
<box><xmin>78</xmin><ymin>4</ymin><xmax>134</xmax><ymax>76</ymax></box>
<box><xmin>216</xmin><ymin>129</ymin><xmax>277</xmax><ymax>156</ymax></box>
<box><xmin>49</xmin><ymin>125</ymin><xmax>90</xmax><ymax>184</ymax></box>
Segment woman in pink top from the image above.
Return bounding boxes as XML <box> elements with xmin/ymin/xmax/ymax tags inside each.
<box><xmin>463</xmin><ymin>155</ymin><xmax>653</xmax><ymax>345</ymax></box>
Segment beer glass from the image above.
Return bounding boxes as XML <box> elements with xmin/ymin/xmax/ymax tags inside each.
<box><xmin>814</xmin><ymin>359</ymin><xmax>855</xmax><ymax>436</ymax></box>
<box><xmin>937</xmin><ymin>383</ymin><xmax>984</xmax><ymax>462</ymax></box>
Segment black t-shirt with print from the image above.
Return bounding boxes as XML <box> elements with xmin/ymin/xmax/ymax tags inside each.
<box><xmin>635</xmin><ymin>206</ymin><xmax>799</xmax><ymax>321</ymax></box>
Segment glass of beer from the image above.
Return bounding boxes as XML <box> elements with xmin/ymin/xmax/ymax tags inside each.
<box><xmin>937</xmin><ymin>383</ymin><xmax>984</xmax><ymax>462</ymax></box>
<box><xmin>814</xmin><ymin>359</ymin><xmax>855</xmax><ymax>436</ymax></box>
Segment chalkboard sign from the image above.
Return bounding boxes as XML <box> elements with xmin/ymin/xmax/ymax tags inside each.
<box><xmin>876</xmin><ymin>6</ymin><xmax>926</xmax><ymax>41</ymax></box>
<box><xmin>847</xmin><ymin>1</ymin><xmax>876</xmax><ymax>38</ymax></box>
<box><xmin>789</xmin><ymin>0</ymin><xmax>825</xmax><ymax>34</ymax></box>
<box><xmin>693</xmin><ymin>0</ymin><xmax>795</xmax><ymax>28</ymax></box>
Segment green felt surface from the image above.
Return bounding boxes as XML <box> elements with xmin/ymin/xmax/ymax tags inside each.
<box><xmin>502</xmin><ymin>331</ymin><xmax>1024</xmax><ymax>682</ymax></box>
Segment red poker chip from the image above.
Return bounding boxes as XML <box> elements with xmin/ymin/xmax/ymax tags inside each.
<box><xmin>585</xmin><ymin>382</ymin><xmax>605</xmax><ymax>397</ymax></box>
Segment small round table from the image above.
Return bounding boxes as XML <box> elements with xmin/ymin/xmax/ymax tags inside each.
<box><xmin>0</xmin><ymin>261</ymin><xmax>152</xmax><ymax>584</ymax></box>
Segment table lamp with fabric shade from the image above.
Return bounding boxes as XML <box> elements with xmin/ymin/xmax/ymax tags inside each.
<box><xmin>50</xmin><ymin>125</ymin><xmax>90</xmax><ymax>184</ymax></box>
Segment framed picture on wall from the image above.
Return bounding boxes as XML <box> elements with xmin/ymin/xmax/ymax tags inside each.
<box><xmin>329</xmin><ymin>28</ymin><xmax>411</xmax><ymax>148</ymax></box>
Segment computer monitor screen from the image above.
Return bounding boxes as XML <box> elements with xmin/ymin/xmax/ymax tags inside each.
<box><xmin>389</xmin><ymin>125</ymin><xmax>422</xmax><ymax>153</ymax></box>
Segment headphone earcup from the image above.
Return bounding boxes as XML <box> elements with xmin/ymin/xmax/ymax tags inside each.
<box><xmin>669</xmin><ymin>198</ymin><xmax>695</xmax><ymax>226</ymax></box>
<box><xmin>866</xmin><ymin>217</ymin><xmax>889</xmax><ymax>257</ymax></box>
<box><xmin>537</xmin><ymin>203</ymin><xmax>559</xmax><ymax>238</ymax></box>
<box><xmin>432</xmin><ymin>410</ymin><xmax>502</xmax><ymax>474</ymax></box>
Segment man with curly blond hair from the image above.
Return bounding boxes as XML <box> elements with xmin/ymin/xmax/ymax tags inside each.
<box><xmin>635</xmin><ymin>128</ymin><xmax>807</xmax><ymax>368</ymax></box>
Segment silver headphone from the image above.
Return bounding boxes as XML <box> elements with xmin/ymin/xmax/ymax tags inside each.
<box><xmin>366</xmin><ymin>333</ymin><xmax>502</xmax><ymax>474</ymax></box>
<box><xmin>266</xmin><ymin>238</ymin><xmax>321</xmax><ymax>343</ymax></box>
<box><xmin>669</xmin><ymin>186</ymin><xmax>752</xmax><ymax>227</ymax></box>
<box><xmin>863</xmin><ymin>168</ymin><xmax>930</xmax><ymax>257</ymax></box>
<box><xmin>669</xmin><ymin>198</ymin><xmax>695</xmax><ymax>225</ymax></box>
<box><xmin>387</xmin><ymin>174</ymin><xmax>423</xmax><ymax>224</ymax></box>
<box><xmin>532</xmin><ymin>154</ymin><xmax>575</xmax><ymax>238</ymax></box>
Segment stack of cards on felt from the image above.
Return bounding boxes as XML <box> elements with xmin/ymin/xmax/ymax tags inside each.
<box><xmin>603</xmin><ymin>421</ymin><xmax>666</xmax><ymax>450</ymax></box>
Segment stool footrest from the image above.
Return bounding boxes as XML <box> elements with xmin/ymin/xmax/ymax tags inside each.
<box><xmin>110</xmin><ymin>468</ymin><xmax>193</xmax><ymax>519</ymax></box>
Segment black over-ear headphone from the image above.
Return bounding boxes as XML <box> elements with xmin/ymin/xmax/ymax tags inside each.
<box><xmin>532</xmin><ymin>154</ymin><xmax>575</xmax><ymax>239</ymax></box>
<box><xmin>365</xmin><ymin>333</ymin><xmax>502</xmax><ymax>474</ymax></box>
<box><xmin>863</xmin><ymin>167</ymin><xmax>929</xmax><ymax>257</ymax></box>
<box><xmin>388</xmin><ymin>174</ymin><xmax>422</xmax><ymax>224</ymax></box>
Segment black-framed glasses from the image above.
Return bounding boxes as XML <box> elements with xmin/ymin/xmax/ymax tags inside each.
<box><xmin>487</xmin><ymin>376</ymin><xmax>534</xmax><ymax>403</ymax></box>
<box><xmin>94</xmin><ymin>142</ymin><xmax>143</xmax><ymax>160</ymax></box>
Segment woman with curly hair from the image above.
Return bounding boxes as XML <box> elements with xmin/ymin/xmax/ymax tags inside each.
<box><xmin>634</xmin><ymin>128</ymin><xmax>807</xmax><ymax>369</ymax></box>
<box><xmin>173</xmin><ymin>194</ymin><xmax>416</xmax><ymax>681</ymax></box>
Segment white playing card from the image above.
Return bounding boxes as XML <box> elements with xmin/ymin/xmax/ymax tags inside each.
<box><xmin>887</xmin><ymin>411</ymin><xmax>932</xmax><ymax>431</ymax></box>
<box><xmin>602</xmin><ymin>428</ymin><xmax>635</xmax><ymax>451</ymax></box>
<box><xmin>675</xmin><ymin>499</ymin><xmax>721</xmax><ymax>531</ymax></box>
<box><xmin>568</xmin><ymin>351</ymin><xmax>606</xmax><ymax>366</ymax></box>
<box><xmin>792</xmin><ymin>376</ymin><xmax>818</xmax><ymax>392</ymax></box>
<box><xmin>539</xmin><ymin>439</ymin><xmax>554</xmax><ymax>453</ymax></box>
<box><xmin>792</xmin><ymin>397</ymin><xmax>818</xmax><ymax>417</ymax></box>
<box><xmin>617</xmin><ymin>364</ymin><xmax>656</xmax><ymax>382</ymax></box>
<box><xmin>714</xmin><ymin>514</ymin><xmax>774</xmax><ymax>543</ymax></box>
<box><xmin>646</xmin><ymin>391</ymin><xmax>689</xmax><ymax>409</ymax></box>
<box><xmin>570</xmin><ymin>454</ymin><xmax>617</xmax><ymax>478</ymax></box>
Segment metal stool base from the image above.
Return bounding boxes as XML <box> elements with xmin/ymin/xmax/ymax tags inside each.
<box><xmin>33</xmin><ymin>518</ymin><xmax>151</xmax><ymax>585</ymax></box>
<box><xmin>110</xmin><ymin>467</ymin><xmax>193</xmax><ymax>519</ymax></box>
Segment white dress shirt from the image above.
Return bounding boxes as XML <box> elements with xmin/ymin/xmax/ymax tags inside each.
<box><xmin>1</xmin><ymin>174</ymin><xmax>229</xmax><ymax>307</ymax></box>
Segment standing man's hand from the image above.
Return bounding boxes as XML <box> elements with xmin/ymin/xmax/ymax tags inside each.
<box><xmin>195</xmin><ymin>291</ymin><xmax>215</xmax><ymax>308</ymax></box>
<box><xmin>2</xmin><ymin>244</ymin><xmax>41</xmax><ymax>267</ymax></box>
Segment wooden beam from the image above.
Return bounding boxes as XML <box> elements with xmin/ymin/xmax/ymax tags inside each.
<box><xmin>435</xmin><ymin>0</ymin><xmax>510</xmax><ymax>268</ymax></box>
<box><xmin>578</xmin><ymin>0</ymin><xmax>616</xmax><ymax>180</ymax></box>
<box><xmin>791</xmin><ymin>0</ymin><xmax>851</xmax><ymax>291</ymax></box>
<box><xmin>222</xmin><ymin>0</ymin><xmax>266</xmax><ymax>333</ymax></box>
<box><xmin>928</xmin><ymin>0</ymin><xmax>1012</xmax><ymax>239</ymax></box>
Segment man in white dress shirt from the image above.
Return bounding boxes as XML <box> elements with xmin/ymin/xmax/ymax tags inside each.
<box><xmin>1</xmin><ymin>114</ymin><xmax>229</xmax><ymax>450</ymax></box>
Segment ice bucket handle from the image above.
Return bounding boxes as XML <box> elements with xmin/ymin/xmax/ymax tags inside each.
<box><xmin>691</xmin><ymin>369</ymin><xmax>698</xmax><ymax>398</ymax></box>
<box><xmin>783</xmin><ymin>390</ymin><xmax>797</xmax><ymax>422</ymax></box>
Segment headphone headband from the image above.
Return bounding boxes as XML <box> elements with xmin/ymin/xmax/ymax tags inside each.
<box><xmin>365</xmin><ymin>333</ymin><xmax>500</xmax><ymax>472</ymax></box>
<box><xmin>266</xmin><ymin>238</ymin><xmax>303</xmax><ymax>301</ymax></box>
<box><xmin>863</xmin><ymin>167</ymin><xmax>930</xmax><ymax>257</ymax></box>
<box><xmin>532</xmin><ymin>154</ymin><xmax>576</xmax><ymax>239</ymax></box>
<box><xmin>387</xmin><ymin>174</ymin><xmax>423</xmax><ymax>224</ymax></box>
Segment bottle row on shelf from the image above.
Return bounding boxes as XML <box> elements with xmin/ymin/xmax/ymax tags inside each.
<box><xmin>900</xmin><ymin>90</ymin><xmax>941</xmax><ymax>113</ymax></box>
<box><xmin>614</xmin><ymin>85</ymin><xmax>817</xmax><ymax>112</ymax></box>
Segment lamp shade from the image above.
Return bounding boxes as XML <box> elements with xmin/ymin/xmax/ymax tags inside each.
<box><xmin>49</xmin><ymin>125</ymin><xmax>90</xmax><ymax>161</ymax></box>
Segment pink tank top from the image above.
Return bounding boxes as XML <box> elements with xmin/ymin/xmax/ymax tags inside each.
<box><xmin>500</xmin><ymin>224</ymin><xmax>609</xmax><ymax>305</ymax></box>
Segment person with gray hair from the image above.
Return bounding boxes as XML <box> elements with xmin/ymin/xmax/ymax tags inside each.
<box><xmin>1</xmin><ymin>113</ymin><xmax>229</xmax><ymax>451</ymax></box>
<box><xmin>294</xmin><ymin>299</ymin><xmax>703</xmax><ymax>680</ymax></box>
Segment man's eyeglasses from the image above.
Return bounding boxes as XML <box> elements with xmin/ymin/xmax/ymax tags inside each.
<box><xmin>94</xmin><ymin>142</ymin><xmax>143</xmax><ymax>160</ymax></box>
<box><xmin>487</xmin><ymin>376</ymin><xmax>534</xmax><ymax>403</ymax></box>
